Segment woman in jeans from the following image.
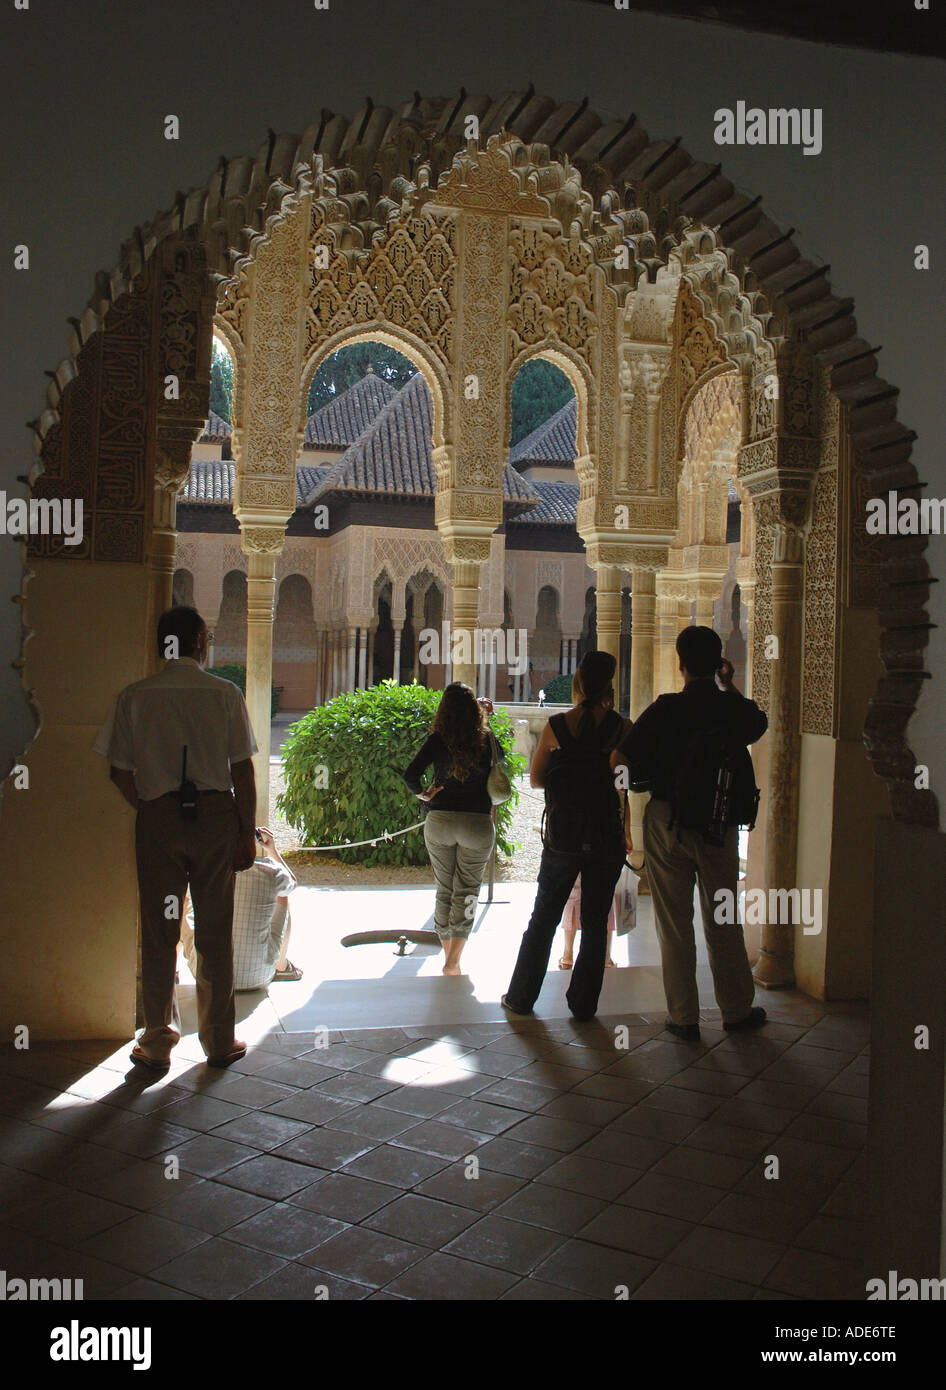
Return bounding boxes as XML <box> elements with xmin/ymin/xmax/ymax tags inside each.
<box><xmin>403</xmin><ymin>683</ymin><xmax>495</xmax><ymax>976</ymax></box>
<box><xmin>503</xmin><ymin>650</ymin><xmax>631</xmax><ymax>1022</ymax></box>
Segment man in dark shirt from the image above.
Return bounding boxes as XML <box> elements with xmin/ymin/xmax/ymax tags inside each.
<box><xmin>616</xmin><ymin>626</ymin><xmax>767</xmax><ymax>1041</ymax></box>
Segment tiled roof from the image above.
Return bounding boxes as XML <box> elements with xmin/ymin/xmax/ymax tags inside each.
<box><xmin>508</xmin><ymin>479</ymin><xmax>579</xmax><ymax>527</ymax></box>
<box><xmin>305</xmin><ymin>373</ymin><xmax>540</xmax><ymax>510</ymax></box>
<box><xmin>200</xmin><ymin>410</ymin><xmax>232</xmax><ymax>441</ymax></box>
<box><xmin>181</xmin><ymin>459</ymin><xmax>234</xmax><ymax>505</ymax></box>
<box><xmin>303</xmin><ymin>372</ymin><xmax>399</xmax><ymax>448</ymax></box>
<box><xmin>509</xmin><ymin>397</ymin><xmax>577</xmax><ymax>468</ymax></box>
<box><xmin>179</xmin><ymin>461</ymin><xmax>331</xmax><ymax>507</ymax></box>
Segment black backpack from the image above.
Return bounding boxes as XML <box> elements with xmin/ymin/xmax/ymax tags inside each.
<box><xmin>669</xmin><ymin>722</ymin><xmax>760</xmax><ymax>847</ymax></box>
<box><xmin>541</xmin><ymin>710</ymin><xmax>624</xmax><ymax>854</ymax></box>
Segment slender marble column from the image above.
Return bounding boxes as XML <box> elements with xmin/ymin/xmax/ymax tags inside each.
<box><xmin>244</xmin><ymin>548</ymin><xmax>278</xmax><ymax>824</ymax></box>
<box><xmin>754</xmin><ymin>524</ymin><xmax>804</xmax><ymax>989</ymax></box>
<box><xmin>451</xmin><ymin>560</ymin><xmax>480</xmax><ymax>690</ymax></box>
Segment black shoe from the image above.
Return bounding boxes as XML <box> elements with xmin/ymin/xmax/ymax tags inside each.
<box><xmin>569</xmin><ymin>1009</ymin><xmax>596</xmax><ymax>1023</ymax></box>
<box><xmin>723</xmin><ymin>1006</ymin><xmax>767</xmax><ymax>1033</ymax></box>
<box><xmin>501</xmin><ymin>994</ymin><xmax>533</xmax><ymax>1018</ymax></box>
<box><xmin>664</xmin><ymin>1019</ymin><xmax>701</xmax><ymax>1042</ymax></box>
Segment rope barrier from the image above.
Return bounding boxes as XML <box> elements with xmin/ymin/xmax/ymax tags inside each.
<box><xmin>295</xmin><ymin>820</ymin><xmax>426</xmax><ymax>852</ymax></box>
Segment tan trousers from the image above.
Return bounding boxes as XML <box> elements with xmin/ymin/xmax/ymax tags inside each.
<box><xmin>135</xmin><ymin>791</ymin><xmax>239</xmax><ymax>1060</ymax></box>
<box><xmin>643</xmin><ymin>798</ymin><xmax>755</xmax><ymax>1027</ymax></box>
<box><xmin>424</xmin><ymin>810</ymin><xmax>495</xmax><ymax>940</ymax></box>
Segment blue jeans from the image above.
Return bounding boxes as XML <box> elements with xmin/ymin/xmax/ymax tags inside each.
<box><xmin>506</xmin><ymin>840</ymin><xmax>625</xmax><ymax>1019</ymax></box>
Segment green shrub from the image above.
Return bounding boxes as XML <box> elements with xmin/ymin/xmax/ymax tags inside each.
<box><xmin>276</xmin><ymin>680</ymin><xmax>526</xmax><ymax>866</ymax></box>
<box><xmin>209</xmin><ymin>664</ymin><xmax>280</xmax><ymax>719</ymax></box>
<box><xmin>542</xmin><ymin>671</ymin><xmax>573</xmax><ymax>704</ymax></box>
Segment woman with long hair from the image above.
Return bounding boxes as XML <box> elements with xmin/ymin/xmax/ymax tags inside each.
<box><xmin>403</xmin><ymin>683</ymin><xmax>496</xmax><ymax>975</ymax></box>
<box><xmin>503</xmin><ymin>650</ymin><xmax>632</xmax><ymax>1021</ymax></box>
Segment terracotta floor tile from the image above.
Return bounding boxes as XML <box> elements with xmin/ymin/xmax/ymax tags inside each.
<box><xmin>79</xmin><ymin>1211</ymin><xmax>209</xmax><ymax>1274</ymax></box>
<box><xmin>632</xmin><ymin>1261</ymin><xmax>758</xmax><ymax>1300</ymax></box>
<box><xmin>219</xmin><ymin>1154</ymin><xmax>324</xmax><ymax>1200</ymax></box>
<box><xmin>493</xmin><ymin>1181</ymin><xmax>607</xmax><ymax>1235</ymax></box>
<box><xmin>577</xmin><ymin>1203</ymin><xmax>693</xmax><ymax>1260</ymax></box>
<box><xmin>288</xmin><ymin>1172</ymin><xmax>396</xmax><ymax>1222</ymax></box>
<box><xmin>764</xmin><ymin>1246</ymin><xmax>866</xmax><ymax>1300</ymax></box>
<box><xmin>226</xmin><ymin>1201</ymin><xmax>347</xmax><ymax>1259</ymax></box>
<box><xmin>537</xmin><ymin>1153</ymin><xmax>642</xmax><ymax>1201</ymax></box>
<box><xmin>341</xmin><ymin>1142</ymin><xmax>448</xmax><ymax>1189</ymax></box>
<box><xmin>384</xmin><ymin>1250</ymin><xmax>519</xmax><ymax>1300</ymax></box>
<box><xmin>415</xmin><ymin>1166</ymin><xmax>526</xmax><ymax>1213</ymax></box>
<box><xmin>363</xmin><ymin>1192</ymin><xmax>479</xmax><ymax>1246</ymax></box>
<box><xmin>533</xmin><ymin>1237</ymin><xmax>654</xmax><ymax>1299</ymax></box>
<box><xmin>619</xmin><ymin>1171</ymin><xmax>734</xmax><ymax>1222</ymax></box>
<box><xmin>667</xmin><ymin>1222</ymin><xmax>785</xmax><ymax>1284</ymax></box>
<box><xmin>299</xmin><ymin>1224</ymin><xmax>426</xmax><ymax>1287</ymax></box>
<box><xmin>150</xmin><ymin>1235</ymin><xmax>286</xmax><ymax>1298</ymax></box>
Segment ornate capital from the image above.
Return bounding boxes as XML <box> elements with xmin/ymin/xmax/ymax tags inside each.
<box><xmin>240</xmin><ymin>524</ymin><xmax>286</xmax><ymax>556</ymax></box>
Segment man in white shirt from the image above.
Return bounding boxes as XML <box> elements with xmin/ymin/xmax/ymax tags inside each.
<box><xmin>180</xmin><ymin>827</ymin><xmax>300</xmax><ymax>991</ymax></box>
<box><xmin>94</xmin><ymin>606</ymin><xmax>258</xmax><ymax>1070</ymax></box>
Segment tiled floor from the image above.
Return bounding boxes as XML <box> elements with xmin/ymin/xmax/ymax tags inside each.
<box><xmin>0</xmin><ymin>998</ymin><xmax>869</xmax><ymax>1300</ymax></box>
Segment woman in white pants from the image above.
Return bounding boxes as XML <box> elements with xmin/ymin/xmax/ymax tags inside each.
<box><xmin>403</xmin><ymin>684</ymin><xmax>495</xmax><ymax>975</ymax></box>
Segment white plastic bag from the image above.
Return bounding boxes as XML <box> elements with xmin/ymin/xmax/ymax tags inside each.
<box><xmin>613</xmin><ymin>862</ymin><xmax>639</xmax><ymax>935</ymax></box>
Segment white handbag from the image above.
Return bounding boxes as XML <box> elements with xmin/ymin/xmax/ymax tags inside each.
<box><xmin>613</xmin><ymin>861</ymin><xmax>639</xmax><ymax>935</ymax></box>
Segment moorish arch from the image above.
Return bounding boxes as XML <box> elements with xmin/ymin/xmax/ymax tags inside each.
<box><xmin>2</xmin><ymin>90</ymin><xmax>937</xmax><ymax>1061</ymax></box>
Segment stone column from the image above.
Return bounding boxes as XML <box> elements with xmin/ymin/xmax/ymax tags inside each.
<box><xmin>367</xmin><ymin>626</ymin><xmax>376</xmax><ymax>687</ymax></box>
<box><xmin>450</xmin><ymin>558</ymin><xmax>481</xmax><ymax>690</ymax></box>
<box><xmin>358</xmin><ymin>629</ymin><xmax>368</xmax><ymax>689</ymax></box>
<box><xmin>739</xmin><ymin>574</ymin><xmax>756</xmax><ymax>697</ymax></box>
<box><xmin>148</xmin><ymin>471</ymin><xmax>180</xmax><ymax>674</ymax></box>
<box><xmin>629</xmin><ymin>568</ymin><xmax>657</xmax><ymax>719</ymax></box>
<box><xmin>231</xmin><ymin>196</ymin><xmax>308</xmax><ymax>822</ymax></box>
<box><xmin>241</xmin><ymin>529</ymin><xmax>283</xmax><ymax>825</ymax></box>
<box><xmin>655</xmin><ymin>579</ymin><xmax>681</xmax><ymax>697</ymax></box>
<box><xmin>595</xmin><ymin>565</ymin><xmax>622</xmax><ymax>665</ymax></box>
<box><xmin>392</xmin><ymin>624</ymin><xmax>403</xmax><ymax>684</ymax></box>
<box><xmin>347</xmin><ymin>626</ymin><xmax>357</xmax><ymax>693</ymax></box>
<box><xmin>752</xmin><ymin>520</ymin><xmax>805</xmax><ymax>988</ymax></box>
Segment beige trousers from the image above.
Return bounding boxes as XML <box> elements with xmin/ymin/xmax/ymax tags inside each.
<box><xmin>135</xmin><ymin>791</ymin><xmax>239</xmax><ymax>1060</ymax></box>
<box><xmin>643</xmin><ymin>798</ymin><xmax>755</xmax><ymax>1027</ymax></box>
<box><xmin>424</xmin><ymin>810</ymin><xmax>495</xmax><ymax>940</ymax></box>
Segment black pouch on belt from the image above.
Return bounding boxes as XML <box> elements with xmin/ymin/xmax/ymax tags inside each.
<box><xmin>178</xmin><ymin>746</ymin><xmax>198</xmax><ymax>821</ymax></box>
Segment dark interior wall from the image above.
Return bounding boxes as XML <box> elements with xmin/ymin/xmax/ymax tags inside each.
<box><xmin>1</xmin><ymin>0</ymin><xmax>943</xmax><ymax>794</ymax></box>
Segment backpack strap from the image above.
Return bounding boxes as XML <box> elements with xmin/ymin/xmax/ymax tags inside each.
<box><xmin>549</xmin><ymin>712</ymin><xmax>572</xmax><ymax>748</ymax></box>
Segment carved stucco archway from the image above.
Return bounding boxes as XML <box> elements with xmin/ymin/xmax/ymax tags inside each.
<box><xmin>4</xmin><ymin>92</ymin><xmax>937</xmax><ymax>1053</ymax></box>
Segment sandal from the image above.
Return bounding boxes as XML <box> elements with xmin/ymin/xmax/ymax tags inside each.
<box><xmin>558</xmin><ymin>957</ymin><xmax>573</xmax><ymax>970</ymax></box>
<box><xmin>273</xmin><ymin>961</ymin><xmax>303</xmax><ymax>982</ymax></box>
<box><xmin>129</xmin><ymin>1046</ymin><xmax>170</xmax><ymax>1073</ymax></box>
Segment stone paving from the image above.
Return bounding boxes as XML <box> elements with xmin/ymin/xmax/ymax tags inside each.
<box><xmin>0</xmin><ymin>997</ymin><xmax>868</xmax><ymax>1301</ymax></box>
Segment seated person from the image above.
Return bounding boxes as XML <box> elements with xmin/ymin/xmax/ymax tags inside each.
<box><xmin>180</xmin><ymin>826</ymin><xmax>300</xmax><ymax>991</ymax></box>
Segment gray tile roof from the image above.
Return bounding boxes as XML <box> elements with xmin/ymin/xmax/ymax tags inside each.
<box><xmin>508</xmin><ymin>479</ymin><xmax>579</xmax><ymax>527</ymax></box>
<box><xmin>304</xmin><ymin>373</ymin><xmax>539</xmax><ymax>510</ymax></box>
<box><xmin>179</xmin><ymin>461</ymin><xmax>331</xmax><ymax>507</ymax></box>
<box><xmin>200</xmin><ymin>410</ymin><xmax>232</xmax><ymax>441</ymax></box>
<box><xmin>509</xmin><ymin>397</ymin><xmax>577</xmax><ymax>468</ymax></box>
<box><xmin>303</xmin><ymin>371</ymin><xmax>399</xmax><ymax>448</ymax></box>
<box><xmin>181</xmin><ymin>459</ymin><xmax>234</xmax><ymax>505</ymax></box>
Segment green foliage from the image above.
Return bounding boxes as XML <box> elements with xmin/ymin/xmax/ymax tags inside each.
<box><xmin>509</xmin><ymin>358</ymin><xmax>574</xmax><ymax>447</ymax></box>
<box><xmin>209</xmin><ymin>664</ymin><xmax>280</xmax><ymax>719</ymax></box>
<box><xmin>307</xmin><ymin>343</ymin><xmax>416</xmax><ymax>414</ymax></box>
<box><xmin>209</xmin><ymin>339</ymin><xmax>233</xmax><ymax>422</ymax></box>
<box><xmin>277</xmin><ymin>681</ymin><xmax>526</xmax><ymax>867</ymax></box>
<box><xmin>542</xmin><ymin>672</ymin><xmax>573</xmax><ymax>704</ymax></box>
